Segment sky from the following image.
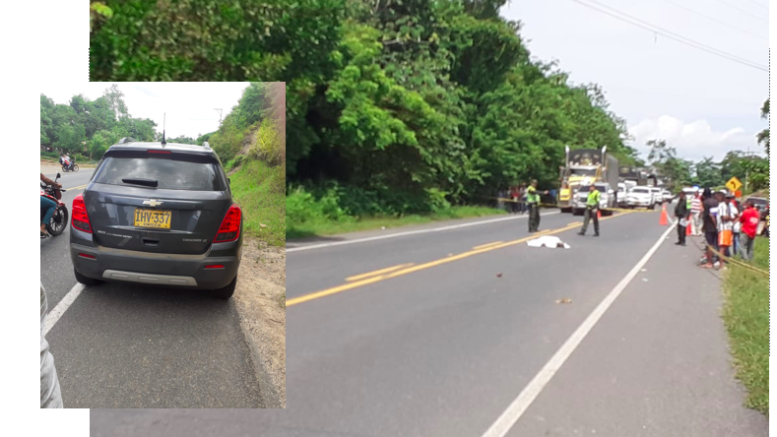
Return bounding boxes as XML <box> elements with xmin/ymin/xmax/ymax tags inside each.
<box><xmin>40</xmin><ymin>83</ymin><xmax>251</xmax><ymax>140</ymax></box>
<box><xmin>501</xmin><ymin>0</ymin><xmax>769</xmax><ymax>162</ymax></box>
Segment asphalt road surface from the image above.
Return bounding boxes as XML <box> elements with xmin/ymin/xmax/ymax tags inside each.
<box><xmin>92</xmin><ymin>207</ymin><xmax>767</xmax><ymax>436</ymax></box>
<box><xmin>40</xmin><ymin>169</ymin><xmax>263</xmax><ymax>408</ymax></box>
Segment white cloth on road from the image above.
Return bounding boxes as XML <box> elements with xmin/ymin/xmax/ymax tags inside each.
<box><xmin>527</xmin><ymin>235</ymin><xmax>570</xmax><ymax>249</ymax></box>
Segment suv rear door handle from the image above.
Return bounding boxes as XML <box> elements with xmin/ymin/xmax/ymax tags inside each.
<box><xmin>141</xmin><ymin>238</ymin><xmax>160</xmax><ymax>247</ymax></box>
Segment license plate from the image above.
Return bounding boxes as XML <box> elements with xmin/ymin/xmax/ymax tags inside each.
<box><xmin>134</xmin><ymin>209</ymin><xmax>171</xmax><ymax>229</ymax></box>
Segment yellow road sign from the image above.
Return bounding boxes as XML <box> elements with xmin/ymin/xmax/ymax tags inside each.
<box><xmin>725</xmin><ymin>177</ymin><xmax>742</xmax><ymax>192</ymax></box>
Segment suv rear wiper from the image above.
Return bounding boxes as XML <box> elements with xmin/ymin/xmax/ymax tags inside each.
<box><xmin>122</xmin><ymin>178</ymin><xmax>158</xmax><ymax>188</ymax></box>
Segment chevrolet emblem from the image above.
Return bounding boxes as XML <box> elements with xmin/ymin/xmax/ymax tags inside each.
<box><xmin>143</xmin><ymin>199</ymin><xmax>163</xmax><ymax>207</ymax></box>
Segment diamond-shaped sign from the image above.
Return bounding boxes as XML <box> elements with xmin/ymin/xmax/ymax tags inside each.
<box><xmin>725</xmin><ymin>177</ymin><xmax>742</xmax><ymax>192</ymax></box>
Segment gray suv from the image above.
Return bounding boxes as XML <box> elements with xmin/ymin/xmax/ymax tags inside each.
<box><xmin>69</xmin><ymin>141</ymin><xmax>242</xmax><ymax>298</ymax></box>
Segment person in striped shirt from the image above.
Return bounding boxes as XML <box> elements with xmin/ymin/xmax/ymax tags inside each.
<box><xmin>690</xmin><ymin>192</ymin><xmax>703</xmax><ymax>236</ymax></box>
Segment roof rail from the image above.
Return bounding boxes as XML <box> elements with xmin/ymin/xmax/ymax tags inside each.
<box><xmin>202</xmin><ymin>141</ymin><xmax>211</xmax><ymax>149</ymax></box>
<box><xmin>117</xmin><ymin>137</ymin><xmax>136</xmax><ymax>144</ymax></box>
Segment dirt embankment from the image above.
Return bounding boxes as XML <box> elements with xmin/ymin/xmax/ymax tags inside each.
<box><xmin>232</xmin><ymin>238</ymin><xmax>286</xmax><ymax>408</ymax></box>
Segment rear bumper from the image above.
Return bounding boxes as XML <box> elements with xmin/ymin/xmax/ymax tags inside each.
<box><xmin>70</xmin><ymin>242</ymin><xmax>241</xmax><ymax>290</ymax></box>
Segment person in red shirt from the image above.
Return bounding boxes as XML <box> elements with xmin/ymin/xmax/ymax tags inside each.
<box><xmin>739</xmin><ymin>200</ymin><xmax>760</xmax><ymax>261</ymax></box>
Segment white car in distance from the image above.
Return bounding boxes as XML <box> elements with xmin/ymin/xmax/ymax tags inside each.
<box><xmin>624</xmin><ymin>186</ymin><xmax>655</xmax><ymax>209</ymax></box>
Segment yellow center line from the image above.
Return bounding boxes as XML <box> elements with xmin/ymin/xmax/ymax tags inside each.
<box><xmin>567</xmin><ymin>222</ymin><xmax>581</xmax><ymax>227</ymax></box>
<box><xmin>346</xmin><ymin>263</ymin><xmax>415</xmax><ymax>282</ymax></box>
<box><xmin>287</xmin><ymin>211</ymin><xmax>633</xmax><ymax>307</ymax></box>
<box><xmin>473</xmin><ymin>241</ymin><xmax>503</xmax><ymax>250</ymax></box>
<box><xmin>66</xmin><ymin>184</ymin><xmax>88</xmax><ymax>190</ymax></box>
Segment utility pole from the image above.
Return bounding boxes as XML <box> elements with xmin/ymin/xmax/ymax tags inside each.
<box><xmin>214</xmin><ymin>108</ymin><xmax>223</xmax><ymax>125</ymax></box>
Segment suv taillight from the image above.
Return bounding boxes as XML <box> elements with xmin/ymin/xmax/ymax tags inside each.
<box><xmin>72</xmin><ymin>194</ymin><xmax>92</xmax><ymax>233</ymax></box>
<box><xmin>214</xmin><ymin>204</ymin><xmax>241</xmax><ymax>243</ymax></box>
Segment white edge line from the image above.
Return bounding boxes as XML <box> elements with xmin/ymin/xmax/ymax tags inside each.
<box><xmin>287</xmin><ymin>212</ymin><xmax>560</xmax><ymax>253</ymax></box>
<box><xmin>44</xmin><ymin>283</ymin><xmax>86</xmax><ymax>336</ymax></box>
<box><xmin>480</xmin><ymin>222</ymin><xmax>677</xmax><ymax>437</ymax></box>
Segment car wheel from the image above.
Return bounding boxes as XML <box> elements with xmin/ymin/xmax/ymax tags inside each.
<box><xmin>211</xmin><ymin>275</ymin><xmax>237</xmax><ymax>299</ymax></box>
<box><xmin>74</xmin><ymin>268</ymin><xmax>101</xmax><ymax>286</ymax></box>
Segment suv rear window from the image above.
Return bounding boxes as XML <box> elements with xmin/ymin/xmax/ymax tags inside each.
<box><xmin>93</xmin><ymin>156</ymin><xmax>226</xmax><ymax>191</ymax></box>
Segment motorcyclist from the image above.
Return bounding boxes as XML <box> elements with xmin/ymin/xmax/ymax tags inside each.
<box><xmin>40</xmin><ymin>173</ymin><xmax>62</xmax><ymax>239</ymax></box>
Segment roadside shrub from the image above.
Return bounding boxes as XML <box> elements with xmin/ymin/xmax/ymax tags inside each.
<box><xmin>249</xmin><ymin>118</ymin><xmax>283</xmax><ymax>166</ymax></box>
<box><xmin>41</xmin><ymin>151</ymin><xmax>60</xmax><ymax>160</ymax></box>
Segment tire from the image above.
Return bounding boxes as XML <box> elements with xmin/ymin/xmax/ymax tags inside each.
<box><xmin>74</xmin><ymin>268</ymin><xmax>101</xmax><ymax>286</ymax></box>
<box><xmin>45</xmin><ymin>206</ymin><xmax>68</xmax><ymax>236</ymax></box>
<box><xmin>72</xmin><ymin>164</ymin><xmax>79</xmax><ymax>172</ymax></box>
<box><xmin>211</xmin><ymin>275</ymin><xmax>237</xmax><ymax>299</ymax></box>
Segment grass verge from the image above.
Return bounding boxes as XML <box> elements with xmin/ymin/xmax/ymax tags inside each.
<box><xmin>722</xmin><ymin>237</ymin><xmax>769</xmax><ymax>415</ymax></box>
<box><xmin>287</xmin><ymin>205</ymin><xmax>506</xmax><ymax>239</ymax></box>
<box><xmin>229</xmin><ymin>159</ymin><xmax>285</xmax><ymax>246</ymax></box>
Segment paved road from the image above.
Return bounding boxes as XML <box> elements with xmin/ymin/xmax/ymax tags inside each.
<box><xmin>92</xmin><ymin>208</ymin><xmax>766</xmax><ymax>435</ymax></box>
<box><xmin>40</xmin><ymin>169</ymin><xmax>263</xmax><ymax>408</ymax></box>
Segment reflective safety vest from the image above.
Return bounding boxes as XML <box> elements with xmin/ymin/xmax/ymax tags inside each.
<box><xmin>527</xmin><ymin>186</ymin><xmax>540</xmax><ymax>204</ymax></box>
<box><xmin>586</xmin><ymin>190</ymin><xmax>600</xmax><ymax>207</ymax></box>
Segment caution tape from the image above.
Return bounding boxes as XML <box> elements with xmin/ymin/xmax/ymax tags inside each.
<box><xmin>487</xmin><ymin>197</ymin><xmax>672</xmax><ymax>214</ymax></box>
<box><xmin>704</xmin><ymin>243</ymin><xmax>769</xmax><ymax>277</ymax></box>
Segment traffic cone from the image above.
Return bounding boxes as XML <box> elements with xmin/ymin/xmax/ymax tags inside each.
<box><xmin>686</xmin><ymin>220</ymin><xmax>692</xmax><ymax>235</ymax></box>
<box><xmin>659</xmin><ymin>203</ymin><xmax>668</xmax><ymax>226</ymax></box>
<box><xmin>597</xmin><ymin>210</ymin><xmax>601</xmax><ymax>219</ymax></box>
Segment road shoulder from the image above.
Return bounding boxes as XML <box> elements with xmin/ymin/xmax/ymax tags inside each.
<box><xmin>232</xmin><ymin>238</ymin><xmax>286</xmax><ymax>408</ymax></box>
<box><xmin>507</xmin><ymin>233</ymin><xmax>768</xmax><ymax>436</ymax></box>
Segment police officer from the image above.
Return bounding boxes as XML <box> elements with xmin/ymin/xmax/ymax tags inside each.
<box><xmin>578</xmin><ymin>183</ymin><xmax>600</xmax><ymax>237</ymax></box>
<box><xmin>527</xmin><ymin>179</ymin><xmax>549</xmax><ymax>232</ymax></box>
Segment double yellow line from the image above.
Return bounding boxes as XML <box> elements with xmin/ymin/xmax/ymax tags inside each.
<box><xmin>66</xmin><ymin>184</ymin><xmax>88</xmax><ymax>191</ymax></box>
<box><xmin>286</xmin><ymin>212</ymin><xmax>632</xmax><ymax>307</ymax></box>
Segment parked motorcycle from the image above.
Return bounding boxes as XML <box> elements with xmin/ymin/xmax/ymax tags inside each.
<box><xmin>41</xmin><ymin>173</ymin><xmax>69</xmax><ymax>236</ymax></box>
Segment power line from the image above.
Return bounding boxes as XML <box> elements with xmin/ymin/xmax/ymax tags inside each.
<box><xmin>567</xmin><ymin>0</ymin><xmax>768</xmax><ymax>72</ymax></box>
<box><xmin>712</xmin><ymin>0</ymin><xmax>768</xmax><ymax>22</ymax></box>
<box><xmin>740</xmin><ymin>0</ymin><xmax>769</xmax><ymax>11</ymax></box>
<box><xmin>656</xmin><ymin>0</ymin><xmax>767</xmax><ymax>40</ymax></box>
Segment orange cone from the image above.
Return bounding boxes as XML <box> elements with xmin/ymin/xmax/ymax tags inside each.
<box><xmin>597</xmin><ymin>210</ymin><xmax>601</xmax><ymax>219</ymax></box>
<box><xmin>686</xmin><ymin>220</ymin><xmax>692</xmax><ymax>235</ymax></box>
<box><xmin>659</xmin><ymin>203</ymin><xmax>668</xmax><ymax>226</ymax></box>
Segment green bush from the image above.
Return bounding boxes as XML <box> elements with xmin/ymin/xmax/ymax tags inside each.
<box><xmin>249</xmin><ymin>118</ymin><xmax>283</xmax><ymax>166</ymax></box>
<box><xmin>89</xmin><ymin>0</ymin><xmax>344</xmax><ymax>81</ymax></box>
<box><xmin>41</xmin><ymin>151</ymin><xmax>60</xmax><ymax>160</ymax></box>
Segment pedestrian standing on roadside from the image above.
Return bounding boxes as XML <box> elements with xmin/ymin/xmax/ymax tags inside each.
<box><xmin>739</xmin><ymin>200</ymin><xmax>759</xmax><ymax>261</ymax></box>
<box><xmin>729</xmin><ymin>195</ymin><xmax>741</xmax><ymax>257</ymax></box>
<box><xmin>690</xmin><ymin>192</ymin><xmax>703</xmax><ymax>236</ymax></box>
<box><xmin>527</xmin><ymin>179</ymin><xmax>549</xmax><ymax>233</ymax></box>
<box><xmin>674</xmin><ymin>191</ymin><xmax>690</xmax><ymax>246</ymax></box>
<box><xmin>700</xmin><ymin>188</ymin><xmax>719</xmax><ymax>269</ymax></box>
<box><xmin>578</xmin><ymin>183</ymin><xmax>600</xmax><ymax>237</ymax></box>
<box><xmin>717</xmin><ymin>191</ymin><xmax>733</xmax><ymax>268</ymax></box>
<box><xmin>520</xmin><ymin>183</ymin><xmax>528</xmax><ymax>214</ymax></box>
<box><xmin>41</xmin><ymin>284</ymin><xmax>63</xmax><ymax>408</ymax></box>
<box><xmin>510</xmin><ymin>185</ymin><xmax>520</xmax><ymax>214</ymax></box>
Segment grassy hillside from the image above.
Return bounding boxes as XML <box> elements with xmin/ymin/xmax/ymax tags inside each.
<box><xmin>206</xmin><ymin>83</ymin><xmax>285</xmax><ymax>246</ymax></box>
<box><xmin>229</xmin><ymin>159</ymin><xmax>285</xmax><ymax>246</ymax></box>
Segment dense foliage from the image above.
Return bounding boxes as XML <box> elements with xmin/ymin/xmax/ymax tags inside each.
<box><xmin>40</xmin><ymin>85</ymin><xmax>157</xmax><ymax>161</ymax></box>
<box><xmin>285</xmin><ymin>0</ymin><xmax>636</xmax><ymax>216</ymax></box>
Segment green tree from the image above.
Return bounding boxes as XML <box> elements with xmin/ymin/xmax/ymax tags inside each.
<box><xmin>757</xmin><ymin>99</ymin><xmax>769</xmax><ymax>156</ymax></box>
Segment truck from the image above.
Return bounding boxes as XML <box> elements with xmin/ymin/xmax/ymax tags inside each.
<box><xmin>619</xmin><ymin>166</ymin><xmax>658</xmax><ymax>187</ymax></box>
<box><xmin>557</xmin><ymin>146</ymin><xmax>619</xmax><ymax>214</ymax></box>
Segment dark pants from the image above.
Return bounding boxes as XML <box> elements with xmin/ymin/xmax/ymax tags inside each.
<box><xmin>41</xmin><ymin>196</ymin><xmax>57</xmax><ymax>226</ymax></box>
<box><xmin>580</xmin><ymin>207</ymin><xmax>599</xmax><ymax>235</ymax></box>
<box><xmin>677</xmin><ymin>224</ymin><xmax>686</xmax><ymax>244</ymax></box>
<box><xmin>528</xmin><ymin>203</ymin><xmax>540</xmax><ymax>232</ymax></box>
